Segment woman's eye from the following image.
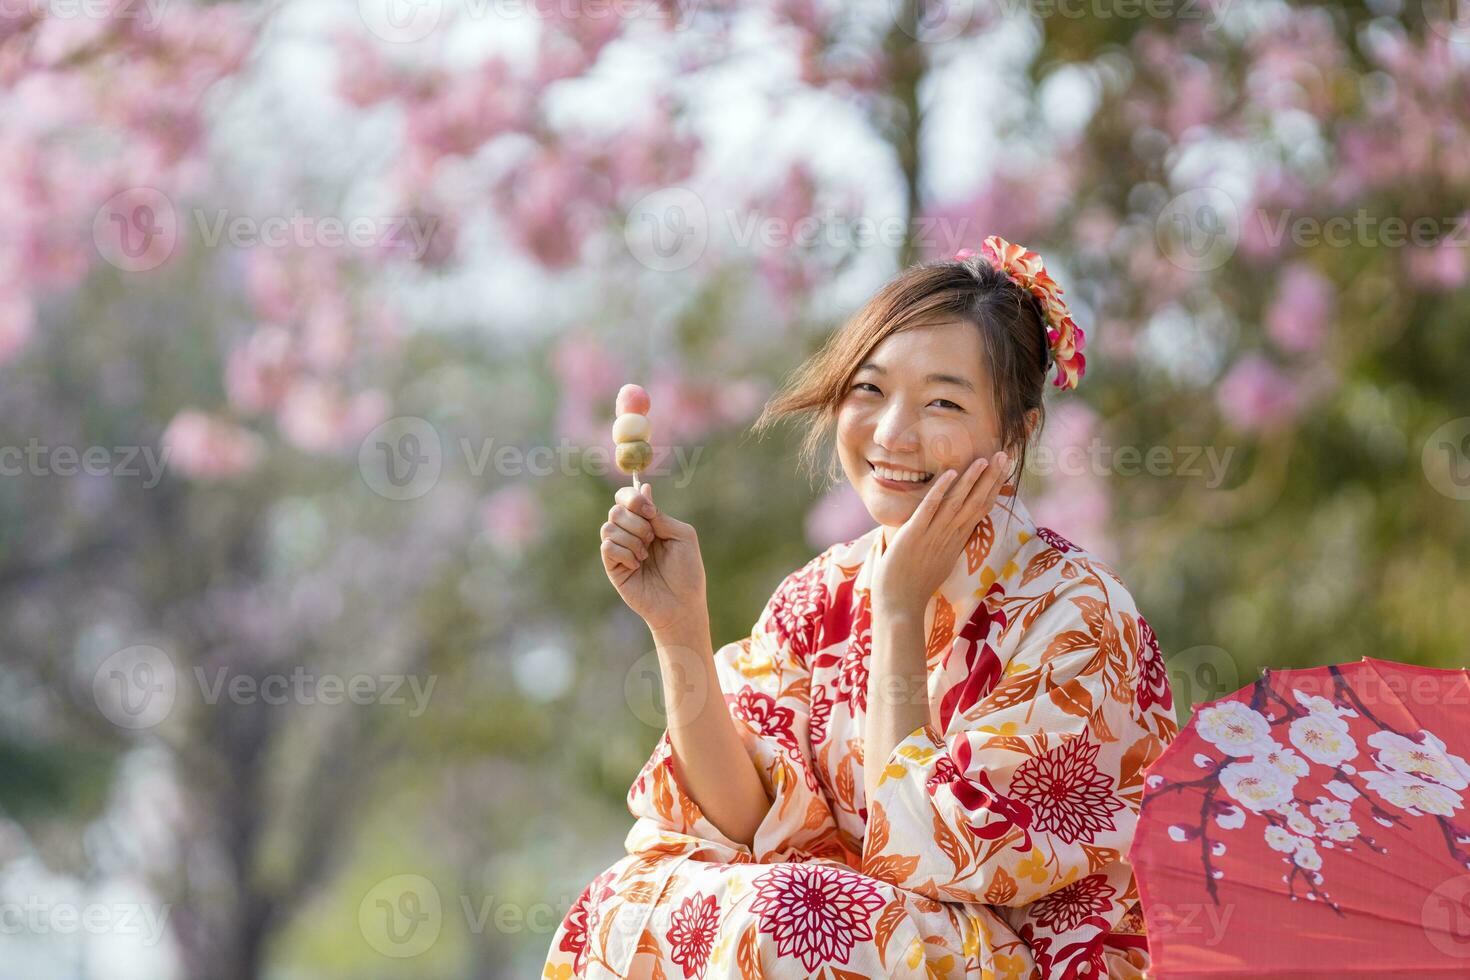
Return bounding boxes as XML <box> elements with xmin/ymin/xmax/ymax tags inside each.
<box><xmin>849</xmin><ymin>384</ymin><xmax>961</xmax><ymax>410</ymax></box>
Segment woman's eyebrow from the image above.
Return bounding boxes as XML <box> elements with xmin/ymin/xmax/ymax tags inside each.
<box><xmin>856</xmin><ymin>362</ymin><xmax>975</xmax><ymax>393</ymax></box>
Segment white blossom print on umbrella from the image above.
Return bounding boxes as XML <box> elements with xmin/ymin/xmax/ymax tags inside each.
<box><xmin>1144</xmin><ymin>660</ymin><xmax>1470</xmax><ymax>913</ymax></box>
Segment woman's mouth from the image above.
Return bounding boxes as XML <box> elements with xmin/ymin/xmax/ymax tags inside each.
<box><xmin>869</xmin><ymin>460</ymin><xmax>934</xmax><ymax>491</ymax></box>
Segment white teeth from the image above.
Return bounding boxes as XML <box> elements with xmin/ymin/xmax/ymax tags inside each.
<box><xmin>873</xmin><ymin>464</ymin><xmax>932</xmax><ymax>483</ymax></box>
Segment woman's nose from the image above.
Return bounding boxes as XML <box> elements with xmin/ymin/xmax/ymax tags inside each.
<box><xmin>873</xmin><ymin>401</ymin><xmax>920</xmax><ymax>452</ymax></box>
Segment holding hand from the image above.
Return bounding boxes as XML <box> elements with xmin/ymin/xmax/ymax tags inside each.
<box><xmin>870</xmin><ymin>450</ymin><xmax>1011</xmax><ymax>620</ymax></box>
<box><xmin>600</xmin><ymin>483</ymin><xmax>708</xmax><ymax>636</ymax></box>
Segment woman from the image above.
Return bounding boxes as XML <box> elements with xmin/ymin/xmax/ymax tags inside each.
<box><xmin>545</xmin><ymin>238</ymin><xmax>1179</xmax><ymax>979</ymax></box>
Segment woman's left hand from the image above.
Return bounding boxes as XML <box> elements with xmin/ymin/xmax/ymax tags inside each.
<box><xmin>871</xmin><ymin>450</ymin><xmax>1011</xmax><ymax>621</ymax></box>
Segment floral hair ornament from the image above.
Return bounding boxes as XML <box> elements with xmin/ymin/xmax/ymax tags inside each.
<box><xmin>953</xmin><ymin>236</ymin><xmax>1086</xmax><ymax>390</ymax></box>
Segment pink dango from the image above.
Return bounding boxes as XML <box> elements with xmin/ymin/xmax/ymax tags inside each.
<box><xmin>612</xmin><ymin>384</ymin><xmax>652</xmax><ymax>486</ymax></box>
<box><xmin>615</xmin><ymin>384</ymin><xmax>651</xmax><ymax>416</ymax></box>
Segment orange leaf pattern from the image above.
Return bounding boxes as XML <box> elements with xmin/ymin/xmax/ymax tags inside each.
<box><xmin>544</xmin><ymin>495</ymin><xmax>1178</xmax><ymax>978</ymax></box>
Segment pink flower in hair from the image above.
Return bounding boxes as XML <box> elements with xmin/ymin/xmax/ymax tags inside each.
<box><xmin>955</xmin><ymin>236</ymin><xmax>1087</xmax><ymax>390</ymax></box>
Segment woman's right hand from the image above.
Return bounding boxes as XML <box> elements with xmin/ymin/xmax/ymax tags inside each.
<box><xmin>600</xmin><ymin>482</ymin><xmax>707</xmax><ymax>635</ymax></box>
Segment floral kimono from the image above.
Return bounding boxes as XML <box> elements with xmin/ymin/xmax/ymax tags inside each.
<box><xmin>546</xmin><ymin>488</ymin><xmax>1179</xmax><ymax>979</ymax></box>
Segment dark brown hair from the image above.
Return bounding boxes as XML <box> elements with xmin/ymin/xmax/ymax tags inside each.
<box><xmin>751</xmin><ymin>256</ymin><xmax>1052</xmax><ymax>495</ymax></box>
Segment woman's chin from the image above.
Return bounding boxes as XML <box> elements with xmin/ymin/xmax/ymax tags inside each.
<box><xmin>862</xmin><ymin>494</ymin><xmax>916</xmax><ymax>528</ymax></box>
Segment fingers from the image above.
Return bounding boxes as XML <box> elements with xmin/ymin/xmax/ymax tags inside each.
<box><xmin>609</xmin><ymin>492</ymin><xmax>655</xmax><ymax>547</ymax></box>
<box><xmin>924</xmin><ymin>451</ymin><xmax>1008</xmax><ymax>537</ymax></box>
<box><xmin>953</xmin><ymin>451</ymin><xmax>1009</xmax><ymax>526</ymax></box>
<box><xmin>908</xmin><ymin>468</ymin><xmax>960</xmax><ymax>530</ymax></box>
<box><xmin>615</xmin><ymin>485</ymin><xmax>656</xmax><ymax>523</ymax></box>
<box><xmin>930</xmin><ymin>455</ymin><xmax>989</xmax><ymax>527</ymax></box>
<box><xmin>603</xmin><ymin>521</ymin><xmax>648</xmax><ymax>560</ymax></box>
<box><xmin>600</xmin><ymin>535</ymin><xmax>640</xmax><ymax>571</ymax></box>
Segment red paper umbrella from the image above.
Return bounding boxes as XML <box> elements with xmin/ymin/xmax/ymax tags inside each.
<box><xmin>1129</xmin><ymin>656</ymin><xmax>1470</xmax><ymax>977</ymax></box>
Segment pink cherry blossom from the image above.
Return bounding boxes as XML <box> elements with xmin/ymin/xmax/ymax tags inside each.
<box><xmin>1215</xmin><ymin>353</ymin><xmax>1303</xmax><ymax>434</ymax></box>
<box><xmin>0</xmin><ymin>289</ymin><xmax>34</xmax><ymax>366</ymax></box>
<box><xmin>277</xmin><ymin>381</ymin><xmax>390</xmax><ymax>454</ymax></box>
<box><xmin>162</xmin><ymin>411</ymin><xmax>266</xmax><ymax>480</ymax></box>
<box><xmin>1265</xmin><ymin>263</ymin><xmax>1334</xmax><ymax>354</ymax></box>
<box><xmin>1405</xmin><ymin>238</ymin><xmax>1469</xmax><ymax>291</ymax></box>
<box><xmin>480</xmin><ymin>484</ymin><xmax>545</xmax><ymax>556</ymax></box>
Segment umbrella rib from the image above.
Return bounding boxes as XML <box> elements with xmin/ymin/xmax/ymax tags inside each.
<box><xmin>1144</xmin><ymin>864</ymin><xmax>1448</xmax><ymax>931</ymax></box>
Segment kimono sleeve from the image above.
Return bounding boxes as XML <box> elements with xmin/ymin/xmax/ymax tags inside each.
<box><xmin>625</xmin><ymin>552</ymin><xmax>845</xmax><ymax>864</ymax></box>
<box><xmin>858</xmin><ymin>571</ymin><xmax>1177</xmax><ymax>917</ymax></box>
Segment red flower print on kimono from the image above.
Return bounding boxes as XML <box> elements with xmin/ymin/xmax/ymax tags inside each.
<box><xmin>1036</xmin><ymin>526</ymin><xmax>1078</xmax><ymax>553</ymax></box>
<box><xmin>768</xmin><ymin>560</ymin><xmax>826</xmax><ymax>660</ymax></box>
<box><xmin>748</xmin><ymin>864</ymin><xmax>887</xmax><ymax>972</ymax></box>
<box><xmin>1008</xmin><ymin>726</ymin><xmax>1122</xmax><ymax>843</ymax></box>
<box><xmin>558</xmin><ymin>866</ymin><xmax>617</xmax><ymax>973</ymax></box>
<box><xmin>830</xmin><ymin>593</ymin><xmax>872</xmax><ymax>714</ymax></box>
<box><xmin>1031</xmin><ymin>873</ymin><xmax>1118</xmax><ymax>933</ymax></box>
<box><xmin>1134</xmin><ymin>615</ymin><xmax>1173</xmax><ymax>713</ymax></box>
<box><xmin>666</xmin><ymin>892</ymin><xmax>719</xmax><ymax>979</ymax></box>
<box><xmin>926</xmin><ymin>750</ymin><xmax>961</xmax><ymax>796</ymax></box>
<box><xmin>945</xmin><ymin>743</ymin><xmax>1036</xmax><ymax>847</ymax></box>
<box><xmin>1020</xmin><ymin>921</ymin><xmax>1110</xmax><ymax>980</ymax></box>
<box><xmin>938</xmin><ymin>588</ymin><xmax>1006</xmax><ymax>732</ymax></box>
<box><xmin>808</xmin><ymin>683</ymin><xmax>832</xmax><ymax>747</ymax></box>
<box><xmin>729</xmin><ymin>689</ymin><xmax>800</xmax><ymax>756</ymax></box>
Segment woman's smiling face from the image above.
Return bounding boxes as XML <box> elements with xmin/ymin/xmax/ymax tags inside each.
<box><xmin>835</xmin><ymin>319</ymin><xmax>1009</xmax><ymax>534</ymax></box>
